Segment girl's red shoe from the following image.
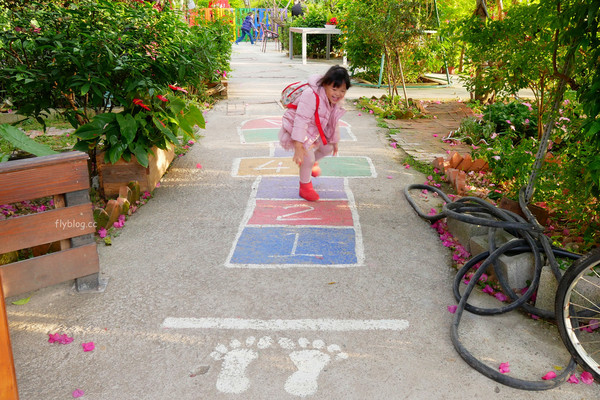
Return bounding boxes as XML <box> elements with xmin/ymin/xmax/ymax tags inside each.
<box><xmin>299</xmin><ymin>181</ymin><xmax>319</xmax><ymax>201</ymax></box>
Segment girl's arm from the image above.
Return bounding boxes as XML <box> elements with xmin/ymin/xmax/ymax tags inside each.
<box><xmin>292</xmin><ymin>140</ymin><xmax>306</xmax><ymax>165</ymax></box>
<box><xmin>290</xmin><ymin>89</ymin><xmax>319</xmax><ymax>145</ymax></box>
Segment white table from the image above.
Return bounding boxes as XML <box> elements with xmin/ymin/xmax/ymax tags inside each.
<box><xmin>289</xmin><ymin>27</ymin><xmax>343</xmax><ymax>65</ymax></box>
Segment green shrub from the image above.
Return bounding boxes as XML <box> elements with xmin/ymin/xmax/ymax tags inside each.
<box><xmin>0</xmin><ymin>0</ymin><xmax>230</xmax><ymax>128</ymax></box>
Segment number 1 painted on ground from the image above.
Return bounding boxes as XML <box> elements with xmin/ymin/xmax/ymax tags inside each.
<box><xmin>269</xmin><ymin>233</ymin><xmax>323</xmax><ymax>259</ymax></box>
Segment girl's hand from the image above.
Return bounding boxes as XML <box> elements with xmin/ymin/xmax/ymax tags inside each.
<box><xmin>332</xmin><ymin>143</ymin><xmax>338</xmax><ymax>156</ymax></box>
<box><xmin>293</xmin><ymin>141</ymin><xmax>306</xmax><ymax>165</ymax></box>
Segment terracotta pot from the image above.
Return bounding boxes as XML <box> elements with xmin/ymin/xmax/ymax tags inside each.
<box><xmin>498</xmin><ymin>197</ymin><xmax>548</xmax><ymax>225</ymax></box>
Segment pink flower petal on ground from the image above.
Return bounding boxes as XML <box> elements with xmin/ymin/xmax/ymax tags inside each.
<box><xmin>196</xmin><ymin>163</ymin><xmax>202</xmax><ymax>169</ymax></box>
<box><xmin>531</xmin><ymin>314</ymin><xmax>539</xmax><ymax>320</ymax></box>
<box><xmin>390</xmin><ymin>142</ymin><xmax>397</xmax><ymax>148</ymax></box>
<box><xmin>72</xmin><ymin>389</ymin><xmax>85</xmax><ymax>398</ymax></box>
<box><xmin>542</xmin><ymin>371</ymin><xmax>556</xmax><ymax>380</ymax></box>
<box><xmin>433</xmin><ymin>134</ymin><xmax>438</xmax><ymax>137</ymax></box>
<box><xmin>49</xmin><ymin>333</ymin><xmax>73</xmax><ymax>344</ymax></box>
<box><xmin>82</xmin><ymin>342</ymin><xmax>95</xmax><ymax>352</ymax></box>
<box><xmin>447</xmin><ymin>305</ymin><xmax>457</xmax><ymax>314</ymax></box>
<box><xmin>567</xmin><ymin>374</ymin><xmax>579</xmax><ymax>384</ymax></box>
<box><xmin>404</xmin><ymin>164</ymin><xmax>410</xmax><ymax>169</ymax></box>
<box><xmin>494</xmin><ymin>292</ymin><xmax>508</xmax><ymax>302</ymax></box>
<box><xmin>97</xmin><ymin>228</ymin><xmax>107</xmax><ymax>238</ymax></box>
<box><xmin>60</xmin><ymin>334</ymin><xmax>74</xmax><ymax>344</ymax></box>
<box><xmin>48</xmin><ymin>333</ymin><xmax>60</xmax><ymax>343</ymax></box>
<box><xmin>156</xmin><ymin>182</ymin><xmax>161</xmax><ymax>188</ymax></box>
<box><xmin>580</xmin><ymin>371</ymin><xmax>594</xmax><ymax>384</ymax></box>
<box><xmin>499</xmin><ymin>362</ymin><xmax>510</xmax><ymax>374</ymax></box>
<box><xmin>358</xmin><ymin>113</ymin><xmax>362</xmax><ymax>116</ymax></box>
<box><xmin>482</xmin><ymin>285</ymin><xmax>494</xmax><ymax>294</ymax></box>
<box><xmin>387</xmin><ymin>175</ymin><xmax>393</xmax><ymax>179</ymax></box>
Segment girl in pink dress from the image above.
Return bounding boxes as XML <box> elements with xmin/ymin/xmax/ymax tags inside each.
<box><xmin>279</xmin><ymin>65</ymin><xmax>351</xmax><ymax>201</ymax></box>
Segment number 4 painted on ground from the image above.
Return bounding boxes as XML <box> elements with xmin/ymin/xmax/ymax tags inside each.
<box><xmin>255</xmin><ymin>160</ymin><xmax>288</xmax><ymax>173</ymax></box>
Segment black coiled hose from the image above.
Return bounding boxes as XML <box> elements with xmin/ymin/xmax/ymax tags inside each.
<box><xmin>404</xmin><ymin>183</ymin><xmax>580</xmax><ymax>390</ymax></box>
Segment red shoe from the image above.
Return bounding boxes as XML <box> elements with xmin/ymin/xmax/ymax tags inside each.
<box><xmin>311</xmin><ymin>162</ymin><xmax>321</xmax><ymax>177</ymax></box>
<box><xmin>299</xmin><ymin>181</ymin><xmax>319</xmax><ymax>201</ymax></box>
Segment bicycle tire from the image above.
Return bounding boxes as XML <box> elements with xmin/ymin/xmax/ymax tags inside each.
<box><xmin>555</xmin><ymin>247</ymin><xmax>600</xmax><ymax>382</ymax></box>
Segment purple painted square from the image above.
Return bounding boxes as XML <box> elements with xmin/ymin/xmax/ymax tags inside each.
<box><xmin>256</xmin><ymin>176</ymin><xmax>347</xmax><ymax>200</ymax></box>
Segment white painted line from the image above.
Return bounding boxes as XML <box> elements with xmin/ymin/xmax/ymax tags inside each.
<box><xmin>162</xmin><ymin>317</ymin><xmax>410</xmax><ymax>332</ymax></box>
<box><xmin>225</xmin><ymin>176</ymin><xmax>261</xmax><ymax>266</ymax></box>
<box><xmin>345</xmin><ymin>178</ymin><xmax>365</xmax><ymax>265</ymax></box>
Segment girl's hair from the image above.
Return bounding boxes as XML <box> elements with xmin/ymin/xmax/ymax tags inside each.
<box><xmin>318</xmin><ymin>65</ymin><xmax>351</xmax><ymax>89</ymax></box>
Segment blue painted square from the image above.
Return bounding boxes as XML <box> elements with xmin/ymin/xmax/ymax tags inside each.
<box><xmin>257</xmin><ymin>176</ymin><xmax>347</xmax><ymax>200</ymax></box>
<box><xmin>230</xmin><ymin>226</ymin><xmax>357</xmax><ymax>265</ymax></box>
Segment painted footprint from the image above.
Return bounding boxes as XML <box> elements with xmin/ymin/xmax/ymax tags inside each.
<box><xmin>279</xmin><ymin>337</ymin><xmax>349</xmax><ymax>397</ymax></box>
<box><xmin>210</xmin><ymin>336</ymin><xmax>273</xmax><ymax>394</ymax></box>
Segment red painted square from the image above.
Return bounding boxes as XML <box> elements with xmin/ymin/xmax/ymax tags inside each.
<box><xmin>248</xmin><ymin>200</ymin><xmax>353</xmax><ymax>226</ymax></box>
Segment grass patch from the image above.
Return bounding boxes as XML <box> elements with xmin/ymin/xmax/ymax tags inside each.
<box><xmin>403</xmin><ymin>154</ymin><xmax>435</xmax><ymax>175</ymax></box>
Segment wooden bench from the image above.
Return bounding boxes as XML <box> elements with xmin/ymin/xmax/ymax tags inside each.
<box><xmin>0</xmin><ymin>151</ymin><xmax>101</xmax><ymax>296</ymax></box>
<box><xmin>0</xmin><ymin>151</ymin><xmax>103</xmax><ymax>399</ymax></box>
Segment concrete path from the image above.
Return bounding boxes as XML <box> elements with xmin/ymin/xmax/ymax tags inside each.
<box><xmin>6</xmin><ymin>43</ymin><xmax>599</xmax><ymax>399</ymax></box>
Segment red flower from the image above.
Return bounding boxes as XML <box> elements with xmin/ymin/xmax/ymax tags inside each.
<box><xmin>329</xmin><ymin>17</ymin><xmax>337</xmax><ymax>25</ymax></box>
<box><xmin>157</xmin><ymin>94</ymin><xmax>168</xmax><ymax>102</ymax></box>
<box><xmin>168</xmin><ymin>84</ymin><xmax>188</xmax><ymax>94</ymax></box>
<box><xmin>133</xmin><ymin>98</ymin><xmax>151</xmax><ymax>110</ymax></box>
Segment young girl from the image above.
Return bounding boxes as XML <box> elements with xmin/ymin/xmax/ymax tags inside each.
<box><xmin>279</xmin><ymin>65</ymin><xmax>351</xmax><ymax>201</ymax></box>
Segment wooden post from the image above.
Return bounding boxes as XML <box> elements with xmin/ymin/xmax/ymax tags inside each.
<box><xmin>0</xmin><ymin>277</ymin><xmax>19</xmax><ymax>400</ymax></box>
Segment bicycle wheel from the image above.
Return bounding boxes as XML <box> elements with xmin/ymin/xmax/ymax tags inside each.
<box><xmin>555</xmin><ymin>247</ymin><xmax>600</xmax><ymax>382</ymax></box>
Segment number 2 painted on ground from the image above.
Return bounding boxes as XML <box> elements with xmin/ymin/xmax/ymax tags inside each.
<box><xmin>276</xmin><ymin>204</ymin><xmax>321</xmax><ymax>221</ymax></box>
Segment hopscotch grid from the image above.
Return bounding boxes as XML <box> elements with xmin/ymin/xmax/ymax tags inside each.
<box><xmin>227</xmin><ymin>119</ymin><xmax>371</xmax><ymax>268</ymax></box>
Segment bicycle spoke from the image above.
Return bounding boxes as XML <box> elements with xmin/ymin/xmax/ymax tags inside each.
<box><xmin>567</xmin><ymin>302</ymin><xmax>600</xmax><ymax>315</ymax></box>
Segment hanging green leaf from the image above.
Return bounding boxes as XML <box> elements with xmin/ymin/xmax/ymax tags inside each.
<box><xmin>0</xmin><ymin>124</ymin><xmax>58</xmax><ymax>157</ymax></box>
<box><xmin>116</xmin><ymin>113</ymin><xmax>137</xmax><ymax>144</ymax></box>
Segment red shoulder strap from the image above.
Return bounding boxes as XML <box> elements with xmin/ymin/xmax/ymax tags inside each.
<box><xmin>313</xmin><ymin>93</ymin><xmax>327</xmax><ymax>145</ymax></box>
<box><xmin>285</xmin><ymin>90</ymin><xmax>328</xmax><ymax>146</ymax></box>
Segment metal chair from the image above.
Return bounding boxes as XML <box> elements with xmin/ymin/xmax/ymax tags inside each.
<box><xmin>259</xmin><ymin>22</ymin><xmax>280</xmax><ymax>52</ymax></box>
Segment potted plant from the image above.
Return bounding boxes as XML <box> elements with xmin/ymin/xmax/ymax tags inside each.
<box><xmin>73</xmin><ymin>85</ymin><xmax>205</xmax><ymax>197</ymax></box>
<box><xmin>325</xmin><ymin>17</ymin><xmax>338</xmax><ymax>28</ymax></box>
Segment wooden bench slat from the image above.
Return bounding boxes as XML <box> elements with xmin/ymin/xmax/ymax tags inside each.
<box><xmin>1</xmin><ymin>244</ymin><xmax>99</xmax><ymax>298</ymax></box>
<box><xmin>0</xmin><ymin>153</ymin><xmax>89</xmax><ymax>205</ymax></box>
<box><xmin>0</xmin><ymin>204</ymin><xmax>95</xmax><ymax>254</ymax></box>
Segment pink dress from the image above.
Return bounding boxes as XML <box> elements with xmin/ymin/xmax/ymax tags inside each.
<box><xmin>279</xmin><ymin>74</ymin><xmax>346</xmax><ymax>150</ymax></box>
